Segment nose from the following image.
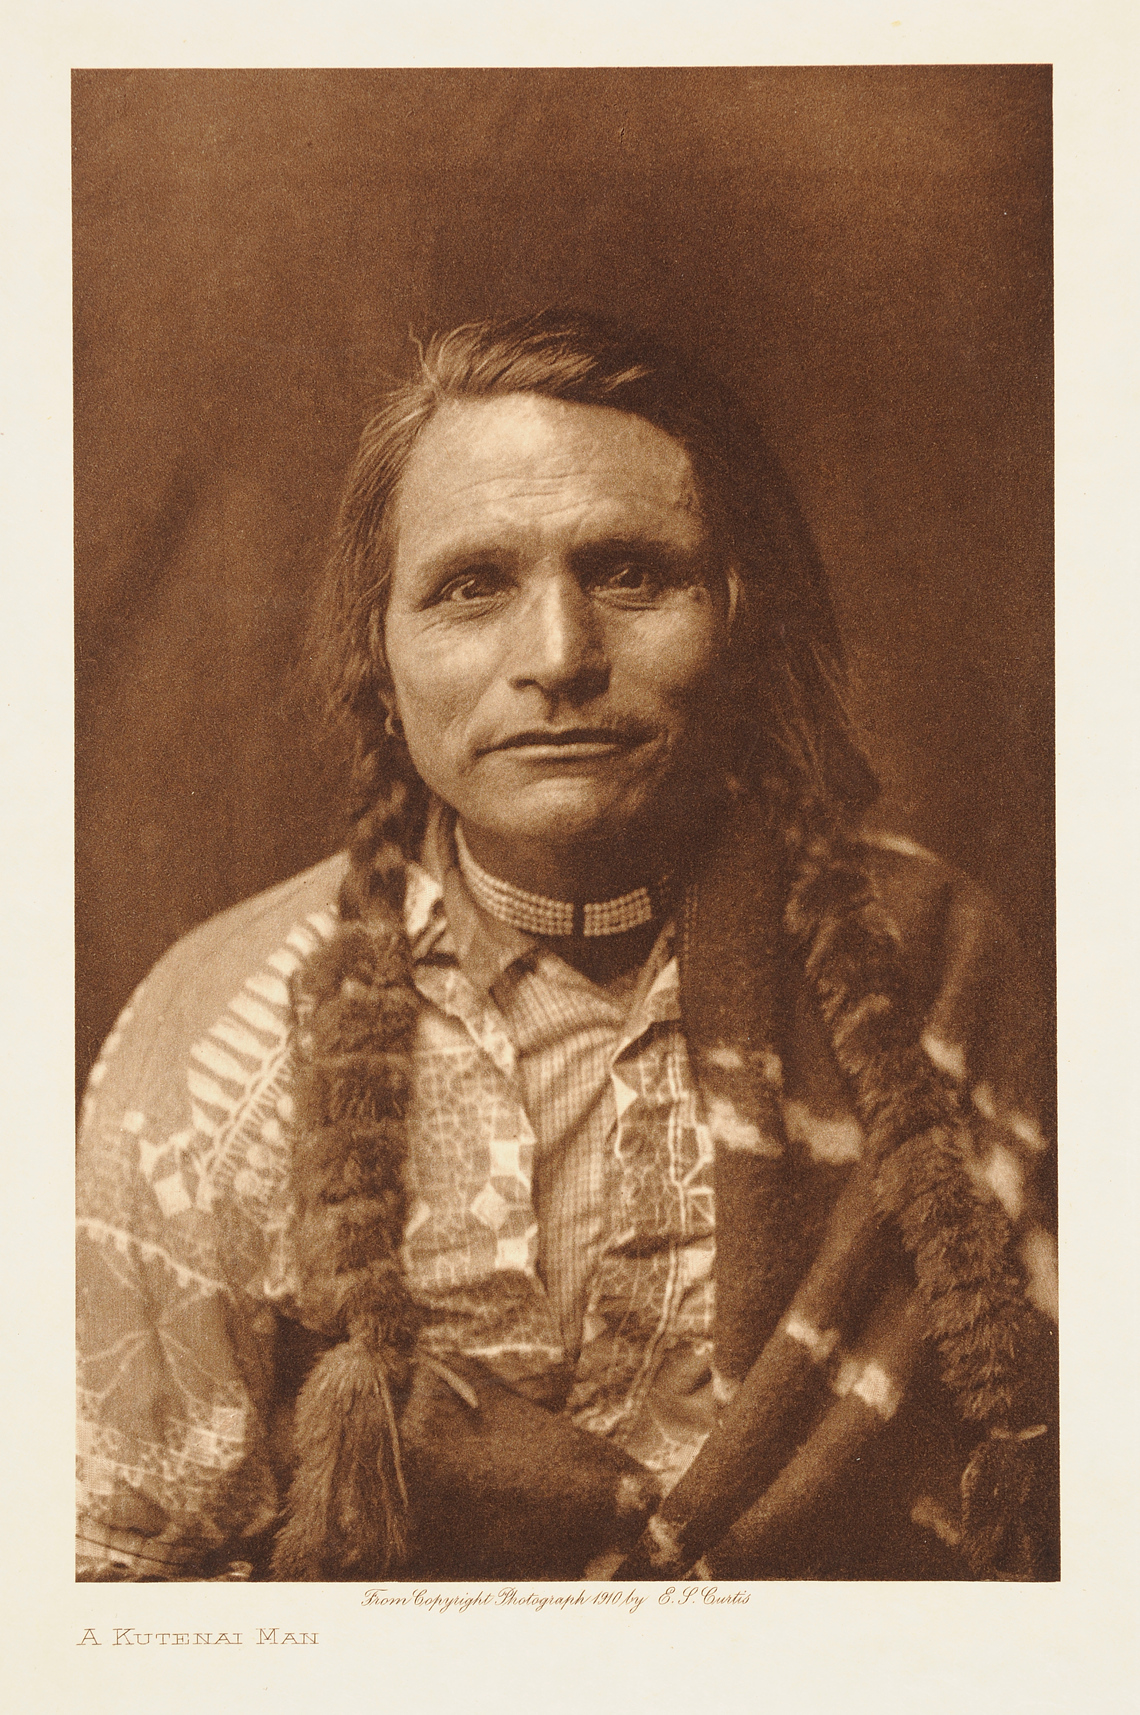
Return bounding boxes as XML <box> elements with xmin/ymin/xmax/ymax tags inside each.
<box><xmin>507</xmin><ymin>569</ymin><xmax>609</xmax><ymax>703</ymax></box>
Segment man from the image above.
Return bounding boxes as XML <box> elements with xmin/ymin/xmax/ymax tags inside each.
<box><xmin>77</xmin><ymin>311</ymin><xmax>1057</xmax><ymax>1582</ymax></box>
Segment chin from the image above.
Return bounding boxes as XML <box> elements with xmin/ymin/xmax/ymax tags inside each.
<box><xmin>471</xmin><ymin>779</ymin><xmax>658</xmax><ymax>852</ymax></box>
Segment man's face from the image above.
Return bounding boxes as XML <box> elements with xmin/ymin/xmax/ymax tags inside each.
<box><xmin>383</xmin><ymin>393</ymin><xmax>731</xmax><ymax>875</ymax></box>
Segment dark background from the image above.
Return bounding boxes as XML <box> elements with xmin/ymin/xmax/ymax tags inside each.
<box><xmin>74</xmin><ymin>67</ymin><xmax>1053</xmax><ymax>1085</ymax></box>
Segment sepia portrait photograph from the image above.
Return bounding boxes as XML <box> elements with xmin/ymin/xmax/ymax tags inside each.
<box><xmin>73</xmin><ymin>64</ymin><xmax>1060</xmax><ymax>1589</ymax></box>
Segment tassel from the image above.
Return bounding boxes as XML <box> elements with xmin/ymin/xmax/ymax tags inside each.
<box><xmin>959</xmin><ymin>1433</ymin><xmax>1042</xmax><ymax>1580</ymax></box>
<box><xmin>273</xmin><ymin>793</ymin><xmax>423</xmax><ymax>1579</ymax></box>
<box><xmin>272</xmin><ymin>1336</ymin><xmax>409</xmax><ymax>1581</ymax></box>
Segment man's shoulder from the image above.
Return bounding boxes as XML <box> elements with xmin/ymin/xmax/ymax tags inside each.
<box><xmin>858</xmin><ymin>827</ymin><xmax>961</xmax><ymax>892</ymax></box>
<box><xmin>855</xmin><ymin>830</ymin><xmax>1044</xmax><ymax>1091</ymax></box>
<box><xmin>83</xmin><ymin>854</ymin><xmax>350</xmax><ymax>1118</ymax></box>
<box><xmin>857</xmin><ymin>830</ymin><xmax>1011</xmax><ymax>947</ymax></box>
<box><xmin>147</xmin><ymin>852</ymin><xmax>350</xmax><ymax>1005</ymax></box>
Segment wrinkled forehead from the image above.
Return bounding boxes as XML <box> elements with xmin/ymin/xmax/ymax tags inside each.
<box><xmin>390</xmin><ymin>393</ymin><xmax>708</xmax><ymax>562</ymax></box>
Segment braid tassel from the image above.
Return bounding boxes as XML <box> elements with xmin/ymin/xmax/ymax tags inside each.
<box><xmin>272</xmin><ymin>779</ymin><xmax>426</xmax><ymax>1580</ymax></box>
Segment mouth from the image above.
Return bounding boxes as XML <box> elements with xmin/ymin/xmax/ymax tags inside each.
<box><xmin>481</xmin><ymin>726</ymin><xmax>651</xmax><ymax>760</ymax></box>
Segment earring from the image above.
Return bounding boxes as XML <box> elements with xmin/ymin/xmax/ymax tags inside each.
<box><xmin>384</xmin><ymin>707</ymin><xmax>404</xmax><ymax>742</ymax></box>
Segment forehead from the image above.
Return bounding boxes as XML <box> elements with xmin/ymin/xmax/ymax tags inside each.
<box><xmin>390</xmin><ymin>394</ymin><xmax>705</xmax><ymax>562</ymax></box>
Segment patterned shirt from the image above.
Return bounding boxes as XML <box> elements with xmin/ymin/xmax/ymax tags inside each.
<box><xmin>76</xmin><ymin>820</ymin><xmax>1054</xmax><ymax>1578</ymax></box>
<box><xmin>78</xmin><ymin>815</ymin><xmax>720</xmax><ymax>1575</ymax></box>
<box><xmin>391</xmin><ymin>810</ymin><xmax>719</xmax><ymax>1471</ymax></box>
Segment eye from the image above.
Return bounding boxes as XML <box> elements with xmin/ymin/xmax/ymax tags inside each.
<box><xmin>600</xmin><ymin>562</ymin><xmax>660</xmax><ymax>594</ymax></box>
<box><xmin>590</xmin><ymin>556</ymin><xmax>694</xmax><ymax>605</ymax></box>
<box><xmin>437</xmin><ymin>567</ymin><xmax>511</xmax><ymax>604</ymax></box>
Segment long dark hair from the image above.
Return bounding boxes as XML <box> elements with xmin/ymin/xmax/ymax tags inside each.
<box><xmin>310</xmin><ymin>309</ymin><xmax>877</xmax><ymax>858</ymax></box>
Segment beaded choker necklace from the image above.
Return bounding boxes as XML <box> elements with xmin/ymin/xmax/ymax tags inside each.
<box><xmin>455</xmin><ymin>822</ymin><xmax>668</xmax><ymax>939</ymax></box>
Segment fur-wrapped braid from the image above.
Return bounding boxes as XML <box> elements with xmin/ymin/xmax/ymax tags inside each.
<box><xmin>784</xmin><ymin>833</ymin><xmax>1044</xmax><ymax>1432</ymax></box>
<box><xmin>271</xmin><ymin>776</ymin><xmax>426</xmax><ymax>1580</ymax></box>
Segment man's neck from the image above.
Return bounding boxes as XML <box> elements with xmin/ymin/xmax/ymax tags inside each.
<box><xmin>456</xmin><ymin>820</ymin><xmax>676</xmax><ymax>904</ymax></box>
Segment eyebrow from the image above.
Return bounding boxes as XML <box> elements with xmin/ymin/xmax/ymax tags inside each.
<box><xmin>573</xmin><ymin>533</ymin><xmax>707</xmax><ymax>557</ymax></box>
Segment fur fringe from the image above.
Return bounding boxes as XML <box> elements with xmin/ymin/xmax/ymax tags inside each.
<box><xmin>785</xmin><ymin>834</ymin><xmax>1044</xmax><ymax>1432</ymax></box>
<box><xmin>272</xmin><ymin>785</ymin><xmax>424</xmax><ymax>1581</ymax></box>
<box><xmin>272</xmin><ymin>1339</ymin><xmax>409</xmax><ymax>1580</ymax></box>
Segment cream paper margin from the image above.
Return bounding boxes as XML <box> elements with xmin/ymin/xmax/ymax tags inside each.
<box><xmin>2</xmin><ymin>4</ymin><xmax>1135</xmax><ymax>1710</ymax></box>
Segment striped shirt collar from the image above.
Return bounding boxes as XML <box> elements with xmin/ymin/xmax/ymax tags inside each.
<box><xmin>406</xmin><ymin>801</ymin><xmax>538</xmax><ymax>994</ymax></box>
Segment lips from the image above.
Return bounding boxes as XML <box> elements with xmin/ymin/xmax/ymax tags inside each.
<box><xmin>487</xmin><ymin>727</ymin><xmax>641</xmax><ymax>753</ymax></box>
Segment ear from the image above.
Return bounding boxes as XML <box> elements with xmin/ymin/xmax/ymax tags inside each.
<box><xmin>367</xmin><ymin>608</ymin><xmax>395</xmax><ymax>700</ymax></box>
<box><xmin>724</xmin><ymin>564</ymin><xmax>743</xmax><ymax>632</ymax></box>
<box><xmin>720</xmin><ymin>566</ymin><xmax>759</xmax><ymax>707</ymax></box>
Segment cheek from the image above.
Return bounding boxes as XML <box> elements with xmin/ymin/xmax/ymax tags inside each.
<box><xmin>621</xmin><ymin>608</ymin><xmax>723</xmax><ymax>713</ymax></box>
<box><xmin>384</xmin><ymin>618</ymin><xmax>491</xmax><ymax>757</ymax></box>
